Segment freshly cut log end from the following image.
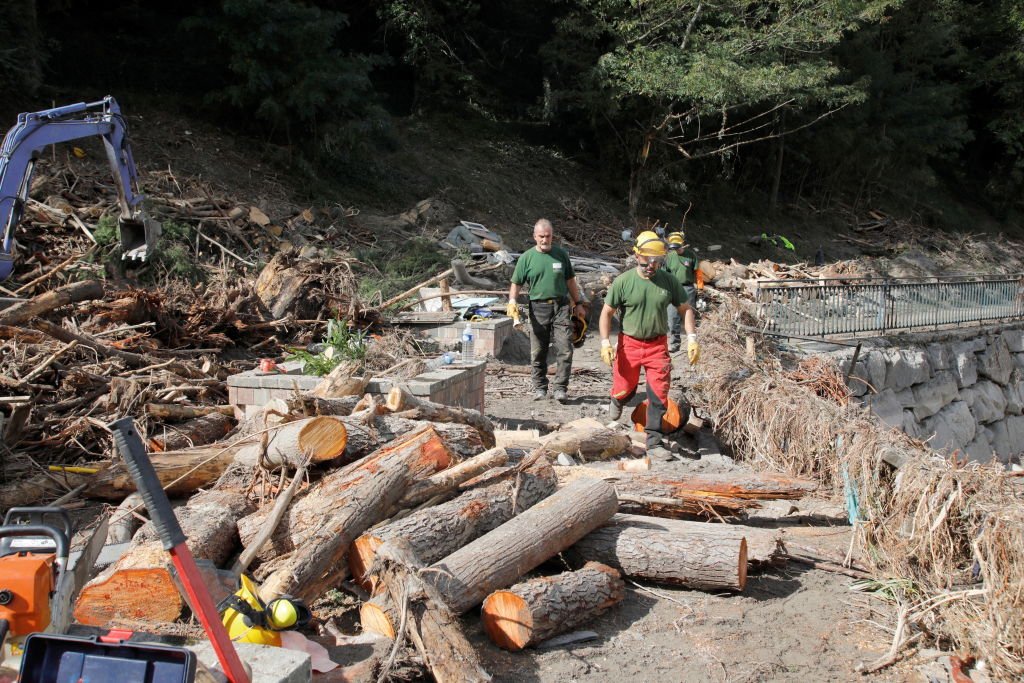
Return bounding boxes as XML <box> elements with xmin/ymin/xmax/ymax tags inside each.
<box><xmin>359</xmin><ymin>594</ymin><xmax>398</xmax><ymax>639</ymax></box>
<box><xmin>296</xmin><ymin>416</ymin><xmax>348</xmax><ymax>462</ymax></box>
<box><xmin>73</xmin><ymin>566</ymin><xmax>182</xmax><ymax>627</ymax></box>
<box><xmin>482</xmin><ymin>591</ymin><xmax>532</xmax><ymax>650</ymax></box>
<box><xmin>349</xmin><ymin>535</ymin><xmax>382</xmax><ymax>591</ymax></box>
<box><xmin>481</xmin><ymin>562</ymin><xmax>625</xmax><ymax>651</ymax></box>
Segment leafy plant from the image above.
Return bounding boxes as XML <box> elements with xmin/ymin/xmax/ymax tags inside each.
<box><xmin>286</xmin><ymin>319</ymin><xmax>368</xmax><ymax>376</ymax></box>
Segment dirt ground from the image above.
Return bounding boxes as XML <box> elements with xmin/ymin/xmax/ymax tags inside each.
<box><xmin>472</xmin><ymin>330</ymin><xmax>908</xmax><ymax>683</ymax></box>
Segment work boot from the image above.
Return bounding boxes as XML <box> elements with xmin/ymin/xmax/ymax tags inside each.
<box><xmin>532</xmin><ymin>389</ymin><xmax>547</xmax><ymax>401</ymax></box>
<box><xmin>668</xmin><ymin>337</ymin><xmax>681</xmax><ymax>353</ymax></box>
<box><xmin>607</xmin><ymin>397</ymin><xmax>623</xmax><ymax>421</ymax></box>
<box><xmin>553</xmin><ymin>388</ymin><xmax>568</xmax><ymax>404</ymax></box>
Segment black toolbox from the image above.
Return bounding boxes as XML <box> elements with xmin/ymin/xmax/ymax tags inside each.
<box><xmin>18</xmin><ymin>632</ymin><xmax>196</xmax><ymax>683</ymax></box>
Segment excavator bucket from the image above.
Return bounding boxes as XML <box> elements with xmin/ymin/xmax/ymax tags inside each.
<box><xmin>118</xmin><ymin>212</ymin><xmax>161</xmax><ymax>262</ymax></box>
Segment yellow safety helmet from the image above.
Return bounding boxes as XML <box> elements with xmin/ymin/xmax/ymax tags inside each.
<box><xmin>667</xmin><ymin>231</ymin><xmax>685</xmax><ymax>247</ymax></box>
<box><xmin>634</xmin><ymin>230</ymin><xmax>667</xmax><ymax>257</ymax></box>
<box><xmin>219</xmin><ymin>575</ymin><xmax>311</xmax><ymax>647</ymax></box>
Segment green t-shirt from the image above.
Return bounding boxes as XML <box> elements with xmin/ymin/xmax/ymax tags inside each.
<box><xmin>606</xmin><ymin>268</ymin><xmax>688</xmax><ymax>339</ymax></box>
<box><xmin>665</xmin><ymin>248</ymin><xmax>698</xmax><ymax>285</ymax></box>
<box><xmin>510</xmin><ymin>245</ymin><xmax>575</xmax><ymax>300</ymax></box>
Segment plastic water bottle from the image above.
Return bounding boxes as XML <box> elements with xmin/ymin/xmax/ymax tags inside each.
<box><xmin>461</xmin><ymin>322</ymin><xmax>474</xmax><ymax>362</ymax></box>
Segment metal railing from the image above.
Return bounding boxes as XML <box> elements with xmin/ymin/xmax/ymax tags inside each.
<box><xmin>755</xmin><ymin>274</ymin><xmax>1024</xmax><ymax>337</ymax></box>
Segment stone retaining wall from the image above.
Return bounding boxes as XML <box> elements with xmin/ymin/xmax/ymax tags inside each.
<box><xmin>834</xmin><ymin>326</ymin><xmax>1024</xmax><ymax>462</ymax></box>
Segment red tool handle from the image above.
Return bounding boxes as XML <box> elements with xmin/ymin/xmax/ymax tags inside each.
<box><xmin>109</xmin><ymin>417</ymin><xmax>251</xmax><ymax>683</ymax></box>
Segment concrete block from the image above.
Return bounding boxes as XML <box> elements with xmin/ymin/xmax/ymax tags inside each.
<box><xmin>926</xmin><ymin>342</ymin><xmax>954</xmax><ymax>371</ymax></box>
<box><xmin>911</xmin><ymin>371</ymin><xmax>959</xmax><ymax>421</ymax></box>
<box><xmin>865</xmin><ymin>389</ymin><xmax>904</xmax><ymax>429</ymax></box>
<box><xmin>1002</xmin><ymin>329</ymin><xmax>1024</xmax><ymax>353</ymax></box>
<box><xmin>883</xmin><ymin>348</ymin><xmax>931</xmax><ymax>392</ymax></box>
<box><xmin>978</xmin><ymin>336</ymin><xmax>1013</xmax><ymax>386</ymax></box>
<box><xmin>921</xmin><ymin>400</ymin><xmax>975</xmax><ymax>453</ymax></box>
<box><xmin>962</xmin><ymin>380</ymin><xmax>1008</xmax><ymax>424</ymax></box>
<box><xmin>189</xmin><ymin>640</ymin><xmax>311</xmax><ymax>683</ymax></box>
<box><xmin>952</xmin><ymin>343</ymin><xmax>978</xmax><ymax>388</ymax></box>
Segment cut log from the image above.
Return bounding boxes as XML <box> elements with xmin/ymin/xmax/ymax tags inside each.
<box><xmin>349</xmin><ymin>456</ymin><xmax>556</xmax><ymax>588</ymax></box>
<box><xmin>0</xmin><ymin>279</ymin><xmax>103</xmax><ymax>326</ymax></box>
<box><xmin>252</xmin><ymin>424</ymin><xmax>455</xmax><ymax>602</ymax></box>
<box><xmin>565</xmin><ymin>514</ymin><xmax>754</xmax><ymax>591</ymax></box>
<box><xmin>230</xmin><ymin>415</ymin><xmax>348</xmax><ymax>468</ymax></box>
<box><xmin>539</xmin><ymin>419</ymin><xmax>631</xmax><ymax>462</ymax></box>
<box><xmin>84</xmin><ymin>448</ymin><xmax>236</xmax><ymax>500</ymax></box>
<box><xmin>148</xmin><ymin>412</ymin><xmax>235</xmax><ymax>452</ymax></box>
<box><xmin>395</xmin><ymin>446</ymin><xmax>509</xmax><ymax>509</ymax></box>
<box><xmin>359</xmin><ymin>592</ymin><xmax>400</xmax><ymax>639</ymax></box>
<box><xmin>429</xmin><ymin>478</ymin><xmax>619</xmax><ymax>614</ymax></box>
<box><xmin>553</xmin><ymin>467</ymin><xmax>818</xmax><ymax>519</ymax></box>
<box><xmin>254</xmin><ymin>252</ymin><xmax>311</xmax><ymax>318</ymax></box>
<box><xmin>281</xmin><ymin>394</ymin><xmax>360</xmax><ymax>417</ymax></box>
<box><xmin>145</xmin><ymin>403</ymin><xmax>236</xmax><ymax>421</ymax></box>
<box><xmin>332</xmin><ymin>415</ymin><xmax>486</xmax><ymax>461</ymax></box>
<box><xmin>481</xmin><ymin>562</ymin><xmax>625</xmax><ymax>650</ymax></box>
<box><xmin>106</xmin><ymin>493</ymin><xmax>144</xmax><ymax>545</ymax></box>
<box><xmin>74</xmin><ymin>490</ymin><xmax>252</xmax><ymax>626</ymax></box>
<box><xmin>372</xmin><ymin>539</ymin><xmax>490</xmax><ymax>683</ymax></box>
<box><xmin>311</xmin><ymin>360</ymin><xmax>370</xmax><ymax>398</ymax></box>
<box><xmin>385</xmin><ymin>386</ymin><xmax>495</xmax><ymax>448</ymax></box>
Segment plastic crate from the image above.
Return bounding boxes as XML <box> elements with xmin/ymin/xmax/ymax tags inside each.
<box><xmin>18</xmin><ymin>633</ymin><xmax>196</xmax><ymax>683</ymax></box>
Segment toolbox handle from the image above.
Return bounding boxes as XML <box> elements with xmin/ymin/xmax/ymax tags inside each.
<box><xmin>0</xmin><ymin>524</ymin><xmax>69</xmax><ymax>568</ymax></box>
<box><xmin>108</xmin><ymin>417</ymin><xmax>186</xmax><ymax>551</ymax></box>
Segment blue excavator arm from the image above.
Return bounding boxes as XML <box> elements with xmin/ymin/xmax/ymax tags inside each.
<box><xmin>0</xmin><ymin>96</ymin><xmax>160</xmax><ymax>280</ymax></box>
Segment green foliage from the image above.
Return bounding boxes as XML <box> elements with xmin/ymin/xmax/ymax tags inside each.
<box><xmin>182</xmin><ymin>0</ymin><xmax>390</xmax><ymax>159</ymax></box>
<box><xmin>93</xmin><ymin>215</ymin><xmax>119</xmax><ymax>248</ymax></box>
<box><xmin>355</xmin><ymin>237</ymin><xmax>449</xmax><ymax>303</ymax></box>
<box><xmin>286</xmin><ymin>319</ymin><xmax>368</xmax><ymax>376</ymax></box>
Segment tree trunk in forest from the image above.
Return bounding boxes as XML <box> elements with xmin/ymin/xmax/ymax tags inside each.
<box><xmin>539</xmin><ymin>419</ymin><xmax>631</xmax><ymax>462</ymax></box>
<box><xmin>481</xmin><ymin>562</ymin><xmax>625</xmax><ymax>650</ymax></box>
<box><xmin>73</xmin><ymin>491</ymin><xmax>252</xmax><ymax>626</ymax></box>
<box><xmin>253</xmin><ymin>425</ymin><xmax>455</xmax><ymax>602</ymax></box>
<box><xmin>349</xmin><ymin>457</ymin><xmax>556</xmax><ymax>588</ymax></box>
<box><xmin>386</xmin><ymin>386</ymin><xmax>495</xmax><ymax>448</ymax></box>
<box><xmin>565</xmin><ymin>513</ymin><xmax>756</xmax><ymax>591</ymax></box>
<box><xmin>371</xmin><ymin>540</ymin><xmax>490</xmax><ymax>683</ymax></box>
<box><xmin>429</xmin><ymin>478</ymin><xmax>619</xmax><ymax>614</ymax></box>
<box><xmin>148</xmin><ymin>412</ymin><xmax>234</xmax><ymax>452</ymax></box>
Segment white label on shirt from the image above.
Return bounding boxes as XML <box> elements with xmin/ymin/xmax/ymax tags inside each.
<box><xmin>552</xmin><ymin>263</ymin><xmax>563</xmax><ymax>271</ymax></box>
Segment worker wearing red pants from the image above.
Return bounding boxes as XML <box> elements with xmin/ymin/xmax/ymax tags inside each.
<box><xmin>599</xmin><ymin>231</ymin><xmax>700</xmax><ymax>456</ymax></box>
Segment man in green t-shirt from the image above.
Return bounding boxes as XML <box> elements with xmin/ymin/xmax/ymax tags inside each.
<box><xmin>599</xmin><ymin>231</ymin><xmax>700</xmax><ymax>456</ymax></box>
<box><xmin>507</xmin><ymin>219</ymin><xmax>586</xmax><ymax>403</ymax></box>
<box><xmin>664</xmin><ymin>231</ymin><xmax>699</xmax><ymax>352</ymax></box>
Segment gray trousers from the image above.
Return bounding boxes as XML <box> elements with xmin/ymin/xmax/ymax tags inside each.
<box><xmin>528</xmin><ymin>300</ymin><xmax>573</xmax><ymax>392</ymax></box>
<box><xmin>667</xmin><ymin>285</ymin><xmax>697</xmax><ymax>342</ymax></box>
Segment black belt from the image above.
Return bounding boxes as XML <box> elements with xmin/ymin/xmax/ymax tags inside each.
<box><xmin>532</xmin><ymin>297</ymin><xmax>568</xmax><ymax>305</ymax></box>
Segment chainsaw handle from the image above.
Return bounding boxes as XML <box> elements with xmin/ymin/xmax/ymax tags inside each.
<box><xmin>108</xmin><ymin>417</ymin><xmax>186</xmax><ymax>551</ymax></box>
<box><xmin>0</xmin><ymin>524</ymin><xmax>68</xmax><ymax>564</ymax></box>
<box><xmin>3</xmin><ymin>507</ymin><xmax>72</xmax><ymax>542</ymax></box>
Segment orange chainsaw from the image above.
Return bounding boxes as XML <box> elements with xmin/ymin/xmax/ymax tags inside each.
<box><xmin>0</xmin><ymin>508</ymin><xmax>71</xmax><ymax>670</ymax></box>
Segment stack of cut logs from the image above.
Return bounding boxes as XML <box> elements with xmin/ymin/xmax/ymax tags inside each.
<box><xmin>71</xmin><ymin>383</ymin><xmax>816</xmax><ymax>682</ymax></box>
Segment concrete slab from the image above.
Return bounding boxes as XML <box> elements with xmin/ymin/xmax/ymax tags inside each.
<box><xmin>189</xmin><ymin>640</ymin><xmax>311</xmax><ymax>683</ymax></box>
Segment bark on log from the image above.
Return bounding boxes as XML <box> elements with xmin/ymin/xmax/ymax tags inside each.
<box><xmin>386</xmin><ymin>386</ymin><xmax>495</xmax><ymax>448</ymax></box>
<box><xmin>252</xmin><ymin>425</ymin><xmax>455</xmax><ymax>602</ymax></box>
<box><xmin>539</xmin><ymin>419</ymin><xmax>631</xmax><ymax>462</ymax></box>
<box><xmin>84</xmin><ymin>448</ymin><xmax>236</xmax><ymax>500</ymax></box>
<box><xmin>230</xmin><ymin>415</ymin><xmax>348</xmax><ymax>467</ymax></box>
<box><xmin>0</xmin><ymin>279</ymin><xmax>103</xmax><ymax>326</ymax></box>
<box><xmin>74</xmin><ymin>490</ymin><xmax>252</xmax><ymax>626</ymax></box>
<box><xmin>148</xmin><ymin>413</ymin><xmax>235</xmax><ymax>452</ymax></box>
<box><xmin>553</xmin><ymin>466</ymin><xmax>817</xmax><ymax>519</ymax></box>
<box><xmin>106</xmin><ymin>493</ymin><xmax>144</xmax><ymax>545</ymax></box>
<box><xmin>429</xmin><ymin>478</ymin><xmax>619</xmax><ymax>614</ymax></box>
<box><xmin>481</xmin><ymin>562</ymin><xmax>625</xmax><ymax>650</ymax></box>
<box><xmin>311</xmin><ymin>360</ymin><xmax>370</xmax><ymax>398</ymax></box>
<box><xmin>349</xmin><ymin>457</ymin><xmax>556</xmax><ymax>588</ymax></box>
<box><xmin>145</xmin><ymin>403</ymin><xmax>236</xmax><ymax>421</ymax></box>
<box><xmin>371</xmin><ymin>539</ymin><xmax>490</xmax><ymax>683</ymax></box>
<box><xmin>332</xmin><ymin>415</ymin><xmax>486</xmax><ymax>462</ymax></box>
<box><xmin>395</xmin><ymin>446</ymin><xmax>509</xmax><ymax>509</ymax></box>
<box><xmin>565</xmin><ymin>513</ymin><xmax>753</xmax><ymax>591</ymax></box>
